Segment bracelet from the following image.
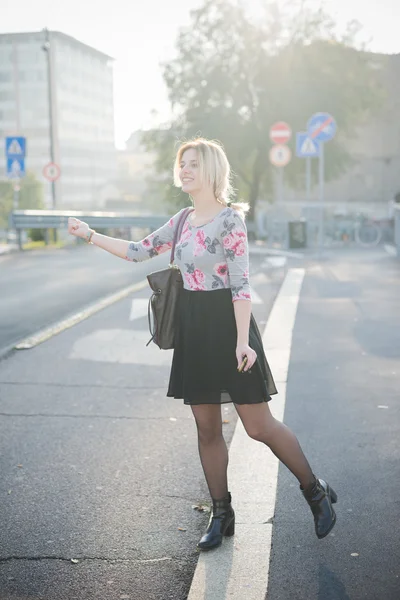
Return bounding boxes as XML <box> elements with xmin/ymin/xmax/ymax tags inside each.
<box><xmin>85</xmin><ymin>228</ymin><xmax>95</xmax><ymax>244</ymax></box>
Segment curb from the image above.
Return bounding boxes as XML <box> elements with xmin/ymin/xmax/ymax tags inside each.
<box><xmin>0</xmin><ymin>279</ymin><xmax>149</xmax><ymax>359</ymax></box>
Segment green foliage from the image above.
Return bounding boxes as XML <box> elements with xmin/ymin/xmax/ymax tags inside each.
<box><xmin>142</xmin><ymin>0</ymin><xmax>384</xmax><ymax>218</ymax></box>
<box><xmin>19</xmin><ymin>172</ymin><xmax>45</xmax><ymax>210</ymax></box>
<box><xmin>0</xmin><ymin>182</ymin><xmax>13</xmax><ymax>229</ymax></box>
<box><xmin>0</xmin><ymin>172</ymin><xmax>44</xmax><ymax>229</ymax></box>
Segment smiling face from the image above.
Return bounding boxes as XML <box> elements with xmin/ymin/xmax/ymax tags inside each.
<box><xmin>179</xmin><ymin>148</ymin><xmax>203</xmax><ymax>195</ymax></box>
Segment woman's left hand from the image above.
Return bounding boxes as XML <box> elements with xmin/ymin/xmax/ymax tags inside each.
<box><xmin>236</xmin><ymin>344</ymin><xmax>257</xmax><ymax>372</ymax></box>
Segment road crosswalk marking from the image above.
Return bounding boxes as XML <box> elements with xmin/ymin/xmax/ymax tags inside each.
<box><xmin>129</xmin><ymin>298</ymin><xmax>149</xmax><ymax>321</ymax></box>
<box><xmin>69</xmin><ymin>329</ymin><xmax>173</xmax><ymax>366</ymax></box>
<box><xmin>250</xmin><ymin>286</ymin><xmax>263</xmax><ymax>305</ymax></box>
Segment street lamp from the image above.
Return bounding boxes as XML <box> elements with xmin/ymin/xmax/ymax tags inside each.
<box><xmin>42</xmin><ymin>28</ymin><xmax>56</xmax><ymax>211</ymax></box>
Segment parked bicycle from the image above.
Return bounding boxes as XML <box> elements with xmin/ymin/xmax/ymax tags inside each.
<box><xmin>325</xmin><ymin>215</ymin><xmax>382</xmax><ymax>247</ymax></box>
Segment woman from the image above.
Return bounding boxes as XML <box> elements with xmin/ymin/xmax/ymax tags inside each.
<box><xmin>68</xmin><ymin>138</ymin><xmax>337</xmax><ymax>550</ymax></box>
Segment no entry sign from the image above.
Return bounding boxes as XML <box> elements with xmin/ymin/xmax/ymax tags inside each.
<box><xmin>270</xmin><ymin>122</ymin><xmax>292</xmax><ymax>145</ymax></box>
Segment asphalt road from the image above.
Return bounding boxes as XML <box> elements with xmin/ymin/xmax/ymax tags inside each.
<box><xmin>0</xmin><ymin>245</ymin><xmax>170</xmax><ymax>352</ymax></box>
<box><xmin>0</xmin><ymin>245</ymin><xmax>284</xmax><ymax>355</ymax></box>
<box><xmin>267</xmin><ymin>250</ymin><xmax>400</xmax><ymax>600</ymax></box>
<box><xmin>0</xmin><ymin>247</ymin><xmax>285</xmax><ymax>600</ymax></box>
<box><xmin>0</xmin><ymin>247</ymin><xmax>399</xmax><ymax>600</ymax></box>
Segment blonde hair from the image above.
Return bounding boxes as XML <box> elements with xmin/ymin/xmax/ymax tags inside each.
<box><xmin>173</xmin><ymin>138</ymin><xmax>250</xmax><ymax>218</ymax></box>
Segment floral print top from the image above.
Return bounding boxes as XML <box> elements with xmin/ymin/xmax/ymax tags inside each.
<box><xmin>125</xmin><ymin>207</ymin><xmax>251</xmax><ymax>302</ymax></box>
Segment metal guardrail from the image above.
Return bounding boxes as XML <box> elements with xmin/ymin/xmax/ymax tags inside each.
<box><xmin>9</xmin><ymin>210</ymin><xmax>169</xmax><ymax>231</ymax></box>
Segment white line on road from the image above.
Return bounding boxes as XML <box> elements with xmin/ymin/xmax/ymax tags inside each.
<box><xmin>13</xmin><ymin>280</ymin><xmax>149</xmax><ymax>350</ymax></box>
<box><xmin>187</xmin><ymin>268</ymin><xmax>305</xmax><ymax>600</ymax></box>
<box><xmin>263</xmin><ymin>256</ymin><xmax>287</xmax><ymax>269</ymax></box>
<box><xmin>129</xmin><ymin>298</ymin><xmax>150</xmax><ymax>321</ymax></box>
<box><xmin>250</xmin><ymin>286</ymin><xmax>264</xmax><ymax>305</ymax></box>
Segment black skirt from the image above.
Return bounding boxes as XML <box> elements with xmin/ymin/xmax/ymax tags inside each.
<box><xmin>167</xmin><ymin>288</ymin><xmax>278</xmax><ymax>405</ymax></box>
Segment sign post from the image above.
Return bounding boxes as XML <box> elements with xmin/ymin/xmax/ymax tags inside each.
<box><xmin>269</xmin><ymin>145</ymin><xmax>291</xmax><ymax>205</ymax></box>
<box><xmin>296</xmin><ymin>132</ymin><xmax>320</xmax><ymax>203</ymax></box>
<box><xmin>269</xmin><ymin>122</ymin><xmax>292</xmax><ymax>206</ymax></box>
<box><xmin>305</xmin><ymin>113</ymin><xmax>337</xmax><ymax>254</ymax></box>
<box><xmin>5</xmin><ymin>137</ymin><xmax>27</xmax><ymax>250</ymax></box>
<box><xmin>306</xmin><ymin>157</ymin><xmax>311</xmax><ymax>203</ymax></box>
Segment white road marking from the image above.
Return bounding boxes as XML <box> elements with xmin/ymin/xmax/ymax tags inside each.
<box><xmin>69</xmin><ymin>329</ymin><xmax>173</xmax><ymax>366</ymax></box>
<box><xmin>14</xmin><ymin>280</ymin><xmax>149</xmax><ymax>350</ymax></box>
<box><xmin>250</xmin><ymin>286</ymin><xmax>264</xmax><ymax>305</ymax></box>
<box><xmin>188</xmin><ymin>268</ymin><xmax>305</xmax><ymax>600</ymax></box>
<box><xmin>251</xmin><ymin>272</ymin><xmax>270</xmax><ymax>285</ymax></box>
<box><xmin>263</xmin><ymin>256</ymin><xmax>287</xmax><ymax>269</ymax></box>
<box><xmin>129</xmin><ymin>298</ymin><xmax>150</xmax><ymax>321</ymax></box>
<box><xmin>249</xmin><ymin>245</ymin><xmax>304</xmax><ymax>259</ymax></box>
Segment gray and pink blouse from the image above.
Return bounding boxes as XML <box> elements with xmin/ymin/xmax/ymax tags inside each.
<box><xmin>125</xmin><ymin>206</ymin><xmax>251</xmax><ymax>302</ymax></box>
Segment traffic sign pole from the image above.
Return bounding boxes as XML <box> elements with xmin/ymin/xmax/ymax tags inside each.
<box><xmin>277</xmin><ymin>167</ymin><xmax>284</xmax><ymax>204</ymax></box>
<box><xmin>318</xmin><ymin>143</ymin><xmax>325</xmax><ymax>253</ymax></box>
<box><xmin>269</xmin><ymin>124</ymin><xmax>292</xmax><ymax>245</ymax></box>
<box><xmin>5</xmin><ymin>136</ymin><xmax>26</xmax><ymax>251</ymax></box>
<box><xmin>305</xmin><ymin>112</ymin><xmax>336</xmax><ymax>256</ymax></box>
<box><xmin>13</xmin><ymin>181</ymin><xmax>23</xmax><ymax>250</ymax></box>
<box><xmin>306</xmin><ymin>157</ymin><xmax>311</xmax><ymax>203</ymax></box>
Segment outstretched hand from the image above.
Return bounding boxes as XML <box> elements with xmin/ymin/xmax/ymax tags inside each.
<box><xmin>68</xmin><ymin>217</ymin><xmax>90</xmax><ymax>239</ymax></box>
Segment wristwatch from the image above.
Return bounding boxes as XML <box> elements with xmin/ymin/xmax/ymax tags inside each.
<box><xmin>85</xmin><ymin>228</ymin><xmax>95</xmax><ymax>244</ymax></box>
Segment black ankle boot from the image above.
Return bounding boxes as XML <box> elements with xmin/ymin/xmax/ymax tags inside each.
<box><xmin>301</xmin><ymin>476</ymin><xmax>337</xmax><ymax>539</ymax></box>
<box><xmin>197</xmin><ymin>492</ymin><xmax>235</xmax><ymax>551</ymax></box>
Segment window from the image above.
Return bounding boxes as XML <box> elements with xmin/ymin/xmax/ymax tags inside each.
<box><xmin>0</xmin><ymin>71</ymin><xmax>11</xmax><ymax>82</ymax></box>
<box><xmin>0</xmin><ymin>90</ymin><xmax>13</xmax><ymax>101</ymax></box>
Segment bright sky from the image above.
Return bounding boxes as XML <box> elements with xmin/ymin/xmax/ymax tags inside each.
<box><xmin>2</xmin><ymin>0</ymin><xmax>399</xmax><ymax>148</ymax></box>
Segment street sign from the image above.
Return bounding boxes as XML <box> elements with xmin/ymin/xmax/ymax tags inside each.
<box><xmin>7</xmin><ymin>157</ymin><xmax>25</xmax><ymax>179</ymax></box>
<box><xmin>296</xmin><ymin>132</ymin><xmax>320</xmax><ymax>158</ymax></box>
<box><xmin>269</xmin><ymin>144</ymin><xmax>291</xmax><ymax>167</ymax></box>
<box><xmin>43</xmin><ymin>162</ymin><xmax>61</xmax><ymax>182</ymax></box>
<box><xmin>6</xmin><ymin>136</ymin><xmax>26</xmax><ymax>158</ymax></box>
<box><xmin>270</xmin><ymin>122</ymin><xmax>292</xmax><ymax>145</ymax></box>
<box><xmin>307</xmin><ymin>112</ymin><xmax>336</xmax><ymax>143</ymax></box>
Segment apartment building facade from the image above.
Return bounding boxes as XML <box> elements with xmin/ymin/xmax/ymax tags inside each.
<box><xmin>0</xmin><ymin>30</ymin><xmax>117</xmax><ymax>209</ymax></box>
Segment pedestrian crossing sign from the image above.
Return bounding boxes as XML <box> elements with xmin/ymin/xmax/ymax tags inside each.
<box><xmin>296</xmin><ymin>132</ymin><xmax>320</xmax><ymax>158</ymax></box>
<box><xmin>5</xmin><ymin>136</ymin><xmax>26</xmax><ymax>159</ymax></box>
<box><xmin>7</xmin><ymin>157</ymin><xmax>25</xmax><ymax>178</ymax></box>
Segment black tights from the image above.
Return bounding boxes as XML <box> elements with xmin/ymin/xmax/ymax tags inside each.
<box><xmin>191</xmin><ymin>402</ymin><xmax>314</xmax><ymax>500</ymax></box>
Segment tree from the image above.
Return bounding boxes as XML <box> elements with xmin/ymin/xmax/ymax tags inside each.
<box><xmin>0</xmin><ymin>183</ymin><xmax>13</xmax><ymax>230</ymax></box>
<box><xmin>19</xmin><ymin>171</ymin><xmax>45</xmax><ymax>211</ymax></box>
<box><xmin>142</xmin><ymin>0</ymin><xmax>384</xmax><ymax>220</ymax></box>
<box><xmin>0</xmin><ymin>172</ymin><xmax>44</xmax><ymax>230</ymax></box>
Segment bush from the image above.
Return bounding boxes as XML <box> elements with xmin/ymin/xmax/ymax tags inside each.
<box><xmin>29</xmin><ymin>228</ymin><xmax>45</xmax><ymax>242</ymax></box>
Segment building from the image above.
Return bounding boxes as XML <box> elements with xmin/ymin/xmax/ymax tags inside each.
<box><xmin>0</xmin><ymin>30</ymin><xmax>117</xmax><ymax>209</ymax></box>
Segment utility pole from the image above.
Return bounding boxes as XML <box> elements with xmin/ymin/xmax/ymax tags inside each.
<box><xmin>42</xmin><ymin>28</ymin><xmax>56</xmax><ymax>242</ymax></box>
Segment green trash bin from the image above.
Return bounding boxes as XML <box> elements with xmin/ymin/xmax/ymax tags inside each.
<box><xmin>288</xmin><ymin>220</ymin><xmax>307</xmax><ymax>249</ymax></box>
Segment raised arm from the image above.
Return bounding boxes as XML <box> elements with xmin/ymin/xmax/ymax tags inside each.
<box><xmin>68</xmin><ymin>209</ymin><xmax>185</xmax><ymax>261</ymax></box>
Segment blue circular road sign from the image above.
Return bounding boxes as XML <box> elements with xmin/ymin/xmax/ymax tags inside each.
<box><xmin>307</xmin><ymin>112</ymin><xmax>337</xmax><ymax>143</ymax></box>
